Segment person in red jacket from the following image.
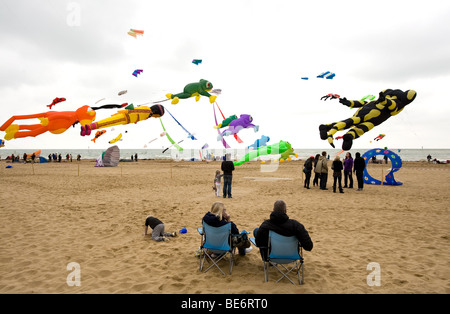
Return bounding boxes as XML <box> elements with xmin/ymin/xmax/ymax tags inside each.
<box><xmin>254</xmin><ymin>200</ymin><xmax>313</xmax><ymax>260</ymax></box>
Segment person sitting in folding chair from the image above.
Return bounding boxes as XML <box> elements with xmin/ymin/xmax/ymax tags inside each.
<box><xmin>253</xmin><ymin>200</ymin><xmax>313</xmax><ymax>260</ymax></box>
<box><xmin>202</xmin><ymin>202</ymin><xmax>252</xmax><ymax>256</ymax></box>
<box><xmin>252</xmin><ymin>200</ymin><xmax>313</xmax><ymax>284</ymax></box>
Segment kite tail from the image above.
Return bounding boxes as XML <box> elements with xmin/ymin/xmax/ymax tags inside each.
<box><xmin>164</xmin><ymin>108</ymin><xmax>197</xmax><ymax>140</ymax></box>
<box><xmin>213</xmin><ymin>103</ymin><xmax>230</xmax><ymax>149</ymax></box>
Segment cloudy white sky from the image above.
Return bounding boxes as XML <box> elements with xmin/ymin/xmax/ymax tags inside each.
<box><xmin>1</xmin><ymin>0</ymin><xmax>450</xmax><ymax>151</ymax></box>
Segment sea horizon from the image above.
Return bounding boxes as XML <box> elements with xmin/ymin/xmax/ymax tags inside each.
<box><xmin>1</xmin><ymin>147</ymin><xmax>449</xmax><ymax>162</ymax></box>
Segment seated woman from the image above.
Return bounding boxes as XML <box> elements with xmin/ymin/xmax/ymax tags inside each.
<box><xmin>202</xmin><ymin>202</ymin><xmax>251</xmax><ymax>256</ymax></box>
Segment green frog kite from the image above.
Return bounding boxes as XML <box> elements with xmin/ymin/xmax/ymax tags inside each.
<box><xmin>166</xmin><ymin>79</ymin><xmax>217</xmax><ymax>105</ymax></box>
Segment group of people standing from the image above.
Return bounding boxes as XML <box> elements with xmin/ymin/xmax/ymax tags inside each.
<box><xmin>304</xmin><ymin>151</ymin><xmax>366</xmax><ymax>192</ymax></box>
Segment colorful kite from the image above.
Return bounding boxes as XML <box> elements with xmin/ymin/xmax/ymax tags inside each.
<box><xmin>217</xmin><ymin>114</ymin><xmax>259</xmax><ymax>141</ymax></box>
<box><xmin>362</xmin><ymin>149</ymin><xmax>403</xmax><ymax>185</ymax></box>
<box><xmin>166</xmin><ymin>79</ymin><xmax>217</xmax><ymax>104</ymax></box>
<box><xmin>128</xmin><ymin>29</ymin><xmax>144</xmax><ymax>38</ymax></box>
<box><xmin>212</xmin><ymin>102</ymin><xmax>242</xmax><ymax>148</ymax></box>
<box><xmin>109</xmin><ymin>133</ymin><xmax>123</xmax><ymax>144</ymax></box>
<box><xmin>132</xmin><ymin>69</ymin><xmax>143</xmax><ymax>77</ymax></box>
<box><xmin>374</xmin><ymin>134</ymin><xmax>386</xmax><ymax>141</ymax></box>
<box><xmin>248</xmin><ymin>135</ymin><xmax>270</xmax><ymax>150</ymax></box>
<box><xmin>234</xmin><ymin>140</ymin><xmax>297</xmax><ymax>166</ymax></box>
<box><xmin>319</xmin><ymin>89</ymin><xmax>417</xmax><ymax>150</ymax></box>
<box><xmin>0</xmin><ymin>139</ymin><xmax>5</xmax><ymax>147</ymax></box>
<box><xmin>118</xmin><ymin>90</ymin><xmax>127</xmax><ymax>96</ymax></box>
<box><xmin>192</xmin><ymin>59</ymin><xmax>202</xmax><ymax>65</ymax></box>
<box><xmin>47</xmin><ymin>97</ymin><xmax>66</xmax><ymax>109</ymax></box>
<box><xmin>0</xmin><ymin>105</ymin><xmax>96</xmax><ymax>140</ymax></box>
<box><xmin>317</xmin><ymin>71</ymin><xmax>335</xmax><ymax>79</ymax></box>
<box><xmin>320</xmin><ymin>93</ymin><xmax>340</xmax><ymax>101</ymax></box>
<box><xmin>80</xmin><ymin>104</ymin><xmax>165</xmax><ymax>136</ymax></box>
<box><xmin>91</xmin><ymin>130</ymin><xmax>106</xmax><ymax>143</ymax></box>
<box><xmin>213</xmin><ymin>115</ymin><xmax>237</xmax><ymax>129</ymax></box>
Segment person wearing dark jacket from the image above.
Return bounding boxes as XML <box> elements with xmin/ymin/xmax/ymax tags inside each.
<box><xmin>303</xmin><ymin>156</ymin><xmax>314</xmax><ymax>189</ymax></box>
<box><xmin>202</xmin><ymin>202</ymin><xmax>251</xmax><ymax>255</ymax></box>
<box><xmin>353</xmin><ymin>152</ymin><xmax>366</xmax><ymax>191</ymax></box>
<box><xmin>331</xmin><ymin>155</ymin><xmax>344</xmax><ymax>193</ymax></box>
<box><xmin>221</xmin><ymin>154</ymin><xmax>235</xmax><ymax>198</ymax></box>
<box><xmin>254</xmin><ymin>200</ymin><xmax>313</xmax><ymax>260</ymax></box>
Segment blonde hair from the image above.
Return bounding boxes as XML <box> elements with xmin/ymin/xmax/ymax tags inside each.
<box><xmin>210</xmin><ymin>202</ymin><xmax>224</xmax><ymax>220</ymax></box>
<box><xmin>334</xmin><ymin>155</ymin><xmax>341</xmax><ymax>161</ymax></box>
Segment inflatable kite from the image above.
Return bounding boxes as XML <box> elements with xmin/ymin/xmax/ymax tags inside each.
<box><xmin>248</xmin><ymin>135</ymin><xmax>270</xmax><ymax>150</ymax></box>
<box><xmin>320</xmin><ymin>93</ymin><xmax>340</xmax><ymax>101</ymax></box>
<box><xmin>91</xmin><ymin>130</ymin><xmax>106</xmax><ymax>143</ymax></box>
<box><xmin>47</xmin><ymin>97</ymin><xmax>66</xmax><ymax>109</ymax></box>
<box><xmin>118</xmin><ymin>90</ymin><xmax>127</xmax><ymax>96</ymax></box>
<box><xmin>233</xmin><ymin>140</ymin><xmax>297</xmax><ymax>166</ymax></box>
<box><xmin>128</xmin><ymin>29</ymin><xmax>144</xmax><ymax>38</ymax></box>
<box><xmin>80</xmin><ymin>104</ymin><xmax>164</xmax><ymax>136</ymax></box>
<box><xmin>213</xmin><ymin>115</ymin><xmax>237</xmax><ymax>129</ymax></box>
<box><xmin>132</xmin><ymin>69</ymin><xmax>143</xmax><ymax>77</ymax></box>
<box><xmin>192</xmin><ymin>59</ymin><xmax>202</xmax><ymax>65</ymax></box>
<box><xmin>217</xmin><ymin>114</ymin><xmax>259</xmax><ymax>141</ymax></box>
<box><xmin>317</xmin><ymin>71</ymin><xmax>335</xmax><ymax>79</ymax></box>
<box><xmin>166</xmin><ymin>79</ymin><xmax>217</xmax><ymax>105</ymax></box>
<box><xmin>212</xmin><ymin>102</ymin><xmax>242</xmax><ymax>148</ymax></box>
<box><xmin>0</xmin><ymin>105</ymin><xmax>96</xmax><ymax>140</ymax></box>
<box><xmin>374</xmin><ymin>134</ymin><xmax>385</xmax><ymax>141</ymax></box>
<box><xmin>109</xmin><ymin>133</ymin><xmax>122</xmax><ymax>144</ymax></box>
<box><xmin>95</xmin><ymin>145</ymin><xmax>120</xmax><ymax>167</ymax></box>
<box><xmin>362</xmin><ymin>149</ymin><xmax>403</xmax><ymax>185</ymax></box>
<box><xmin>319</xmin><ymin>89</ymin><xmax>417</xmax><ymax>150</ymax></box>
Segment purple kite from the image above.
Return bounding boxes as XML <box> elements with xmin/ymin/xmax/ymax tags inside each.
<box><xmin>217</xmin><ymin>114</ymin><xmax>259</xmax><ymax>141</ymax></box>
<box><xmin>132</xmin><ymin>69</ymin><xmax>143</xmax><ymax>77</ymax></box>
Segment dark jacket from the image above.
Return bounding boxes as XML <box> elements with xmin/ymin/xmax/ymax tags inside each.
<box><xmin>353</xmin><ymin>156</ymin><xmax>366</xmax><ymax>172</ymax></box>
<box><xmin>221</xmin><ymin>160</ymin><xmax>235</xmax><ymax>175</ymax></box>
<box><xmin>202</xmin><ymin>212</ymin><xmax>239</xmax><ymax>234</ymax></box>
<box><xmin>332</xmin><ymin>160</ymin><xmax>343</xmax><ymax>173</ymax></box>
<box><xmin>255</xmin><ymin>211</ymin><xmax>313</xmax><ymax>251</ymax></box>
<box><xmin>304</xmin><ymin>158</ymin><xmax>313</xmax><ymax>173</ymax></box>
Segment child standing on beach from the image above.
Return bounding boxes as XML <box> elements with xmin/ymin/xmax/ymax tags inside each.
<box><xmin>143</xmin><ymin>216</ymin><xmax>177</xmax><ymax>241</ymax></box>
<box><xmin>331</xmin><ymin>156</ymin><xmax>344</xmax><ymax>193</ymax></box>
<box><xmin>213</xmin><ymin>170</ymin><xmax>223</xmax><ymax>197</ymax></box>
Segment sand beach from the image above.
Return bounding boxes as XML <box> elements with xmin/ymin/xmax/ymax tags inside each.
<box><xmin>0</xmin><ymin>159</ymin><xmax>449</xmax><ymax>294</ymax></box>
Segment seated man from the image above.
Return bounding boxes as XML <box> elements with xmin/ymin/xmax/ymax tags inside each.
<box><xmin>254</xmin><ymin>200</ymin><xmax>313</xmax><ymax>260</ymax></box>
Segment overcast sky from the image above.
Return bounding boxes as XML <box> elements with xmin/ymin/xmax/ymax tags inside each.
<box><xmin>1</xmin><ymin>0</ymin><xmax>450</xmax><ymax>151</ymax></box>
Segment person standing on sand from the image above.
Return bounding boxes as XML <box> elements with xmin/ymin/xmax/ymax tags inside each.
<box><xmin>303</xmin><ymin>156</ymin><xmax>314</xmax><ymax>189</ymax></box>
<box><xmin>221</xmin><ymin>154</ymin><xmax>235</xmax><ymax>198</ymax></box>
<box><xmin>331</xmin><ymin>155</ymin><xmax>344</xmax><ymax>193</ymax></box>
<box><xmin>343</xmin><ymin>152</ymin><xmax>353</xmax><ymax>189</ymax></box>
<box><xmin>353</xmin><ymin>152</ymin><xmax>366</xmax><ymax>191</ymax></box>
<box><xmin>315</xmin><ymin>151</ymin><xmax>328</xmax><ymax>190</ymax></box>
<box><xmin>213</xmin><ymin>170</ymin><xmax>223</xmax><ymax>197</ymax></box>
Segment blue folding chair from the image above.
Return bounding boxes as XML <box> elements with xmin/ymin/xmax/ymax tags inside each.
<box><xmin>251</xmin><ymin>230</ymin><xmax>304</xmax><ymax>285</ymax></box>
<box><xmin>197</xmin><ymin>222</ymin><xmax>235</xmax><ymax>275</ymax></box>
